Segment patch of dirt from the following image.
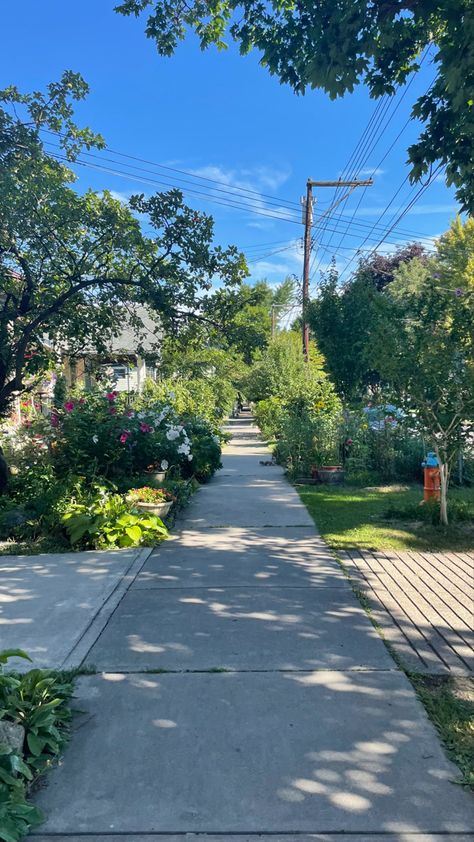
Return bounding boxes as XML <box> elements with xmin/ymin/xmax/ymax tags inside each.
<box><xmin>422</xmin><ymin>674</ymin><xmax>474</xmax><ymax>702</ymax></box>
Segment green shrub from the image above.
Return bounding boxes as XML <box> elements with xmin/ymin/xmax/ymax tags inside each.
<box><xmin>273</xmin><ymin>381</ymin><xmax>343</xmax><ymax>477</ymax></box>
<box><xmin>61</xmin><ymin>485</ymin><xmax>168</xmax><ymax>549</ymax></box>
<box><xmin>0</xmin><ymin>649</ymin><xmax>73</xmax><ymax>841</ymax></box>
<box><xmin>384</xmin><ymin>496</ymin><xmax>473</xmax><ymax>524</ymax></box>
<box><xmin>343</xmin><ymin>410</ymin><xmax>425</xmax><ymax>483</ymax></box>
<box><xmin>254</xmin><ymin>397</ymin><xmax>285</xmax><ymax>440</ymax></box>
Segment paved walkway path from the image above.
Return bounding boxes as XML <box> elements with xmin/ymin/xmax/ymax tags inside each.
<box><xmin>32</xmin><ymin>416</ymin><xmax>473</xmax><ymax>841</ymax></box>
<box><xmin>340</xmin><ymin>548</ymin><xmax>474</xmax><ymax>675</ymax></box>
<box><xmin>0</xmin><ymin>547</ymin><xmax>152</xmax><ymax>670</ymax></box>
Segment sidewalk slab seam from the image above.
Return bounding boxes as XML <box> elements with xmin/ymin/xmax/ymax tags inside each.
<box><xmin>61</xmin><ymin>547</ymin><xmax>153</xmax><ymax>670</ymax></box>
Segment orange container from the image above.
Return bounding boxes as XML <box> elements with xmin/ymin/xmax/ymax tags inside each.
<box><xmin>423</xmin><ymin>466</ymin><xmax>441</xmax><ymax>502</ymax></box>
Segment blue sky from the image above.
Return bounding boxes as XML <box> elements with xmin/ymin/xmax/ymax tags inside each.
<box><xmin>1</xmin><ymin>0</ymin><xmax>460</xmax><ymax>305</ymax></box>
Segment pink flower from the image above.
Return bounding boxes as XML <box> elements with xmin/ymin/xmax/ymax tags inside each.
<box><xmin>64</xmin><ymin>401</ymin><xmax>75</xmax><ymax>412</ymax></box>
<box><xmin>140</xmin><ymin>423</ymin><xmax>152</xmax><ymax>433</ymax></box>
<box><xmin>50</xmin><ymin>414</ymin><xmax>59</xmax><ymax>428</ymax></box>
<box><xmin>79</xmin><ymin>398</ymin><xmax>86</xmax><ymax>405</ymax></box>
<box><xmin>119</xmin><ymin>430</ymin><xmax>131</xmax><ymax>444</ymax></box>
<box><xmin>109</xmin><ymin>407</ymin><xmax>117</xmax><ymax>415</ymax></box>
<box><xmin>106</xmin><ymin>392</ymin><xmax>116</xmax><ymax>402</ymax></box>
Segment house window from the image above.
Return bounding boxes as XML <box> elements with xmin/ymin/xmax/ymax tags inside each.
<box><xmin>111</xmin><ymin>365</ymin><xmax>128</xmax><ymax>381</ymax></box>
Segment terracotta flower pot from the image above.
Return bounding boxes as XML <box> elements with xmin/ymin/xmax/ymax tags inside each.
<box><xmin>317</xmin><ymin>466</ymin><xmax>345</xmax><ymax>484</ymax></box>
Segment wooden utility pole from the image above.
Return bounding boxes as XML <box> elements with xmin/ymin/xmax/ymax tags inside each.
<box><xmin>302</xmin><ymin>179</ymin><xmax>313</xmax><ymax>361</ymax></box>
<box><xmin>271</xmin><ymin>303</ymin><xmax>277</xmax><ymax>339</ymax></box>
<box><xmin>301</xmin><ymin>177</ymin><xmax>373</xmax><ymax>361</ymax></box>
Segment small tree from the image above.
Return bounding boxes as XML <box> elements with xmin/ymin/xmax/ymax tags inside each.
<box><xmin>308</xmin><ymin>247</ymin><xmax>428</xmax><ymax>401</ymax></box>
<box><xmin>371</xmin><ymin>218</ymin><xmax>474</xmax><ymax>524</ymax></box>
<box><xmin>242</xmin><ymin>331</ymin><xmax>326</xmax><ymax>403</ymax></box>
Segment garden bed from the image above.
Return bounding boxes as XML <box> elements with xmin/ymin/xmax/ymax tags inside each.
<box><xmin>0</xmin><ymin>386</ymin><xmax>224</xmax><ymax>554</ymax></box>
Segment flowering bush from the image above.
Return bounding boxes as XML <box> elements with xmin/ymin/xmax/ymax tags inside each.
<box><xmin>176</xmin><ymin>417</ymin><xmax>222</xmax><ymax>481</ymax></box>
<box><xmin>48</xmin><ymin>391</ymin><xmax>200</xmax><ymax>481</ymax></box>
<box><xmin>0</xmin><ymin>384</ymin><xmax>223</xmax><ymax>550</ymax></box>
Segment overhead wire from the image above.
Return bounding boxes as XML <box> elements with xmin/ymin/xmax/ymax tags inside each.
<box><xmin>41</xmin><ymin>133</ymin><xmax>434</xmax><ymax>244</ymax></box>
<box><xmin>48</xmin><ymin>148</ymin><xmax>437</xmax><ymax>250</ymax></box>
<box><xmin>309</xmin><ymin>49</ymin><xmax>433</xmax><ymax>287</ymax></box>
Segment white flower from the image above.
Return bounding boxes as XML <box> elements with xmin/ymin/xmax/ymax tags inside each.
<box><xmin>137</xmin><ymin>411</ymin><xmax>146</xmax><ymax>419</ymax></box>
<box><xmin>168</xmin><ymin>391</ymin><xmax>176</xmax><ymax>399</ymax></box>
<box><xmin>187</xmin><ymin>454</ymin><xmax>193</xmax><ymax>461</ymax></box>
<box><xmin>166</xmin><ymin>428</ymin><xmax>180</xmax><ymax>441</ymax></box>
<box><xmin>160</xmin><ymin>460</ymin><xmax>169</xmax><ymax>471</ymax></box>
<box><xmin>92</xmin><ymin>435</ymin><xmax>99</xmax><ymax>444</ymax></box>
<box><xmin>177</xmin><ymin>443</ymin><xmax>190</xmax><ymax>455</ymax></box>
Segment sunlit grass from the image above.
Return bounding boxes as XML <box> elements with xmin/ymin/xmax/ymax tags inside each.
<box><xmin>297</xmin><ymin>483</ymin><xmax>474</xmax><ymax>551</ymax></box>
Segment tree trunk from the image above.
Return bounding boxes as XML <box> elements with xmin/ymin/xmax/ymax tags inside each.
<box><xmin>439</xmin><ymin>460</ymin><xmax>449</xmax><ymax>526</ymax></box>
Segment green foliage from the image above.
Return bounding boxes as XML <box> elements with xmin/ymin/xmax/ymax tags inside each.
<box><xmin>253</xmin><ymin>396</ymin><xmax>285</xmax><ymax>440</ymax></box>
<box><xmin>52</xmin><ymin>376</ymin><xmax>67</xmax><ymax>409</ymax></box>
<box><xmin>273</xmin><ymin>381</ymin><xmax>343</xmax><ymax>477</ymax></box>
<box><xmin>243</xmin><ymin>331</ymin><xmax>326</xmax><ymax>403</ymax></box>
<box><xmin>343</xmin><ymin>411</ymin><xmax>425</xmax><ymax>483</ymax></box>
<box><xmin>369</xmin><ymin>218</ymin><xmax>474</xmax><ymax>523</ymax></box>
<box><xmin>308</xmin><ymin>247</ymin><xmax>428</xmax><ymax>400</ymax></box>
<box><xmin>384</xmin><ymin>496</ymin><xmax>473</xmax><ymax>525</ymax></box>
<box><xmin>148</xmin><ymin>375</ymin><xmax>234</xmax><ymax>430</ymax></box>
<box><xmin>117</xmin><ymin>0</ymin><xmax>474</xmax><ymax>212</ymax></box>
<box><xmin>61</xmin><ymin>485</ymin><xmax>168</xmax><ymax>548</ymax></box>
<box><xmin>411</xmin><ymin>676</ymin><xmax>474</xmax><ymax>790</ymax></box>
<box><xmin>198</xmin><ymin>278</ymin><xmax>297</xmax><ymax>365</ymax></box>
<box><xmin>0</xmin><ymin>650</ymin><xmax>74</xmax><ymax>842</ymax></box>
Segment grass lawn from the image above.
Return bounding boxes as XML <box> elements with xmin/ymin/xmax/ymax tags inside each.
<box><xmin>411</xmin><ymin>675</ymin><xmax>474</xmax><ymax>789</ymax></box>
<box><xmin>296</xmin><ymin>482</ymin><xmax>474</xmax><ymax>551</ymax></box>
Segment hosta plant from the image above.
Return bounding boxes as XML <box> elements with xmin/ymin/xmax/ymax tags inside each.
<box><xmin>0</xmin><ymin>649</ymin><xmax>74</xmax><ymax>842</ymax></box>
<box><xmin>61</xmin><ymin>485</ymin><xmax>168</xmax><ymax>549</ymax></box>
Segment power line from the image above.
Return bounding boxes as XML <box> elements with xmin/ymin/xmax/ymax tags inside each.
<box><xmin>310</xmin><ymin>52</ymin><xmax>432</xmax><ymax>282</ymax></box>
<box><xmin>49</xmin><ymin>149</ymin><xmax>437</xmax><ymax>250</ymax></box>
<box><xmin>43</xmin><ymin>134</ymin><xmax>436</xmax><ymax>244</ymax></box>
<box><xmin>41</xmin><ymin>128</ymin><xmax>303</xmax><ymax>210</ymax></box>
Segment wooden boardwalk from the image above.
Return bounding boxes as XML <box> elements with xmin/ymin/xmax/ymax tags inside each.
<box><xmin>340</xmin><ymin>548</ymin><xmax>474</xmax><ymax>674</ymax></box>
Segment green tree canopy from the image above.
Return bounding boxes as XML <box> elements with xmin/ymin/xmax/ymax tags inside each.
<box><xmin>369</xmin><ymin>217</ymin><xmax>474</xmax><ymax>523</ymax></box>
<box><xmin>201</xmin><ymin>276</ymin><xmax>297</xmax><ymax>364</ymax></box>
<box><xmin>115</xmin><ymin>0</ymin><xmax>474</xmax><ymax>212</ymax></box>
<box><xmin>0</xmin><ymin>74</ymin><xmax>246</xmax><ymax>415</ymax></box>
<box><xmin>243</xmin><ymin>330</ymin><xmax>326</xmax><ymax>403</ymax></box>
<box><xmin>307</xmin><ymin>245</ymin><xmax>428</xmax><ymax>400</ymax></box>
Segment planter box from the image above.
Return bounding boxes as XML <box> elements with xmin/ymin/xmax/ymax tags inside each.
<box><xmin>317</xmin><ymin>467</ymin><xmax>345</xmax><ymax>484</ymax></box>
<box><xmin>128</xmin><ymin>499</ymin><xmax>173</xmax><ymax>518</ymax></box>
<box><xmin>144</xmin><ymin>470</ymin><xmax>167</xmax><ymax>484</ymax></box>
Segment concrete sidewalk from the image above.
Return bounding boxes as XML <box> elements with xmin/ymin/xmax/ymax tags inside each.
<box><xmin>31</xmin><ymin>416</ymin><xmax>473</xmax><ymax>840</ymax></box>
<box><xmin>0</xmin><ymin>547</ymin><xmax>151</xmax><ymax>669</ymax></box>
